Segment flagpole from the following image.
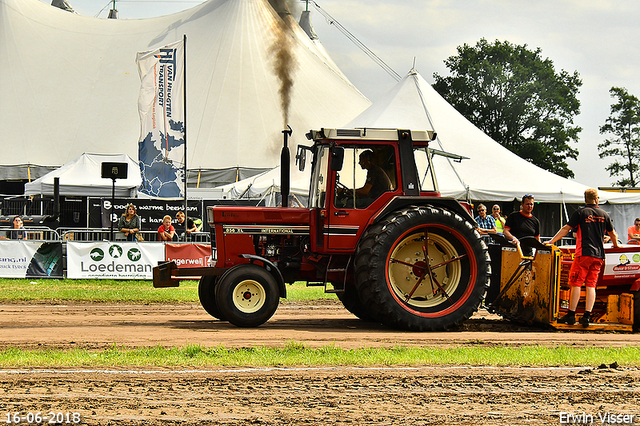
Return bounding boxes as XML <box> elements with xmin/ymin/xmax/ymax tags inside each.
<box><xmin>183</xmin><ymin>33</ymin><xmax>188</xmax><ymax>239</ymax></box>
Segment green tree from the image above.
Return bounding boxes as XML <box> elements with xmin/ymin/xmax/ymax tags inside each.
<box><xmin>432</xmin><ymin>38</ymin><xmax>582</xmax><ymax>178</ymax></box>
<box><xmin>598</xmin><ymin>87</ymin><xmax>640</xmax><ymax>187</ymax></box>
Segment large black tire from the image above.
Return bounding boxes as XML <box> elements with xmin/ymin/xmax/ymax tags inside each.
<box><xmin>336</xmin><ymin>282</ymin><xmax>377</xmax><ymax>322</ymax></box>
<box><xmin>198</xmin><ymin>276</ymin><xmax>226</xmax><ymax>320</ymax></box>
<box><xmin>354</xmin><ymin>205</ymin><xmax>490</xmax><ymax>331</ymax></box>
<box><xmin>215</xmin><ymin>264</ymin><xmax>280</xmax><ymax>327</ymax></box>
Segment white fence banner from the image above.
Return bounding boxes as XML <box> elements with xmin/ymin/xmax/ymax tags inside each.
<box><xmin>0</xmin><ymin>241</ymin><xmax>63</xmax><ymax>278</ymax></box>
<box><xmin>67</xmin><ymin>242</ymin><xmax>164</xmax><ymax>279</ymax></box>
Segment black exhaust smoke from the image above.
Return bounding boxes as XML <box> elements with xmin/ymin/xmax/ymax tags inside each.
<box><xmin>281</xmin><ymin>126</ymin><xmax>292</xmax><ymax>207</ymax></box>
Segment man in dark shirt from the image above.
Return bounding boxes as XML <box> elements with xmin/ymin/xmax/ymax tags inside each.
<box><xmin>175</xmin><ymin>211</ymin><xmax>197</xmax><ymax>241</ymax></box>
<box><xmin>503</xmin><ymin>194</ymin><xmax>540</xmax><ymax>256</ymax></box>
<box><xmin>547</xmin><ymin>188</ymin><xmax>619</xmax><ymax>326</ymax></box>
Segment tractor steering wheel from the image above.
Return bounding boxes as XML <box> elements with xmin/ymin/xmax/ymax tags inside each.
<box><xmin>335</xmin><ymin>180</ymin><xmax>354</xmax><ymax>208</ymax></box>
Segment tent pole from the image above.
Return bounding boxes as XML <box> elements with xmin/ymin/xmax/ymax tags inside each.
<box><xmin>183</xmin><ymin>34</ymin><xmax>188</xmax><ymax>234</ymax></box>
<box><xmin>110</xmin><ymin>177</ymin><xmax>116</xmax><ymax>241</ymax></box>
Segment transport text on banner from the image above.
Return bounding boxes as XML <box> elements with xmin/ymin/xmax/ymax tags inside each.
<box><xmin>136</xmin><ymin>39</ymin><xmax>185</xmax><ymax>199</ymax></box>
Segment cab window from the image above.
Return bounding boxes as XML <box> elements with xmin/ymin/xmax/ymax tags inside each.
<box><xmin>334</xmin><ymin>145</ymin><xmax>396</xmax><ymax>209</ymax></box>
<box><xmin>309</xmin><ymin>145</ymin><xmax>330</xmax><ymax>209</ymax></box>
<box><xmin>413</xmin><ymin>146</ymin><xmax>438</xmax><ymax>192</ymax></box>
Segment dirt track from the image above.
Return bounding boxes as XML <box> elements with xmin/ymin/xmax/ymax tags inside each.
<box><xmin>1</xmin><ymin>303</ymin><xmax>640</xmax><ymax>425</ymax></box>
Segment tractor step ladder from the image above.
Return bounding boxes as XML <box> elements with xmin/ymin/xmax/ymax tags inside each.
<box><xmin>322</xmin><ymin>255</ymin><xmax>352</xmax><ymax>294</ymax></box>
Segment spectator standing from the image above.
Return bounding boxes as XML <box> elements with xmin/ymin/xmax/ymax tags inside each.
<box><xmin>175</xmin><ymin>211</ymin><xmax>197</xmax><ymax>241</ymax></box>
<box><xmin>547</xmin><ymin>188</ymin><xmax>619</xmax><ymax>326</ymax></box>
<box><xmin>503</xmin><ymin>195</ymin><xmax>541</xmax><ymax>256</ymax></box>
<box><xmin>117</xmin><ymin>204</ymin><xmax>141</xmax><ymax>241</ymax></box>
<box><xmin>474</xmin><ymin>204</ymin><xmax>496</xmax><ymax>245</ymax></box>
<box><xmin>491</xmin><ymin>204</ymin><xmax>506</xmax><ymax>235</ymax></box>
<box><xmin>627</xmin><ymin>218</ymin><xmax>640</xmax><ymax>245</ymax></box>
<box><xmin>158</xmin><ymin>215</ymin><xmax>175</xmax><ymax>241</ymax></box>
<box><xmin>9</xmin><ymin>216</ymin><xmax>25</xmax><ymax>240</ymax></box>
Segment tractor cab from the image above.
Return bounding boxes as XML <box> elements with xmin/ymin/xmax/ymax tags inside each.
<box><xmin>299</xmin><ymin>128</ymin><xmax>447</xmax><ymax>252</ymax></box>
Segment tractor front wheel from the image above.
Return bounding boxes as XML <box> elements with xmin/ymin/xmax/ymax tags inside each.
<box><xmin>215</xmin><ymin>264</ymin><xmax>280</xmax><ymax>327</ymax></box>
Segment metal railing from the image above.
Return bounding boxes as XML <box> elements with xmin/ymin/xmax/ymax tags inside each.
<box><xmin>57</xmin><ymin>228</ymin><xmax>211</xmax><ymax>243</ymax></box>
<box><xmin>0</xmin><ymin>226</ymin><xmax>60</xmax><ymax>241</ymax></box>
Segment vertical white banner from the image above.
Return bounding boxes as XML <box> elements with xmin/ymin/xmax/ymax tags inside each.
<box><xmin>136</xmin><ymin>39</ymin><xmax>185</xmax><ymax>198</ymax></box>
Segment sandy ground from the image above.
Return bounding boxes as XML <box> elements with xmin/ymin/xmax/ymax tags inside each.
<box><xmin>1</xmin><ymin>303</ymin><xmax>640</xmax><ymax>425</ymax></box>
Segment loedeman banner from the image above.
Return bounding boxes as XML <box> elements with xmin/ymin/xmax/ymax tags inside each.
<box><xmin>67</xmin><ymin>242</ymin><xmax>164</xmax><ymax>279</ymax></box>
<box><xmin>0</xmin><ymin>241</ymin><xmax>63</xmax><ymax>278</ymax></box>
<box><xmin>136</xmin><ymin>39</ymin><xmax>185</xmax><ymax>199</ymax></box>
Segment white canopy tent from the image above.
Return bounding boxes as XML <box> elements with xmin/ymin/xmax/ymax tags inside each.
<box><xmin>346</xmin><ymin>69</ymin><xmax>640</xmax><ymax>205</ymax></box>
<box><xmin>0</xmin><ymin>0</ymin><xmax>370</xmax><ymax>185</ymax></box>
<box><xmin>212</xmin><ymin>165</ymin><xmax>311</xmax><ymax>206</ymax></box>
<box><xmin>24</xmin><ymin>153</ymin><xmax>141</xmax><ymax>197</ymax></box>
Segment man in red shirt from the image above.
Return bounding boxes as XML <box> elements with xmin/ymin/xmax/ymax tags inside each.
<box><xmin>157</xmin><ymin>215</ymin><xmax>175</xmax><ymax>242</ymax></box>
<box><xmin>547</xmin><ymin>188</ymin><xmax>619</xmax><ymax>326</ymax></box>
<box><xmin>627</xmin><ymin>218</ymin><xmax>640</xmax><ymax>245</ymax></box>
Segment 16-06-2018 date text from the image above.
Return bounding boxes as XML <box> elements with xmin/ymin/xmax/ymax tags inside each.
<box><xmin>4</xmin><ymin>412</ymin><xmax>81</xmax><ymax>424</ymax></box>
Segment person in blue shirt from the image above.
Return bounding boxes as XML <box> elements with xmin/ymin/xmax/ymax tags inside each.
<box><xmin>474</xmin><ymin>204</ymin><xmax>496</xmax><ymax>245</ymax></box>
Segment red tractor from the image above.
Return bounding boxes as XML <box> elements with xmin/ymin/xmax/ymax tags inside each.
<box><xmin>154</xmin><ymin>128</ymin><xmax>490</xmax><ymax>331</ymax></box>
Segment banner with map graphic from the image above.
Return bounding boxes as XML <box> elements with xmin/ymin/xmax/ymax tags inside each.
<box><xmin>66</xmin><ymin>242</ymin><xmax>164</xmax><ymax>280</ymax></box>
<box><xmin>136</xmin><ymin>39</ymin><xmax>185</xmax><ymax>199</ymax></box>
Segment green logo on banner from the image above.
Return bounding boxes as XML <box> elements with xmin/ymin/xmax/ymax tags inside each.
<box><xmin>127</xmin><ymin>248</ymin><xmax>142</xmax><ymax>262</ymax></box>
<box><xmin>90</xmin><ymin>248</ymin><xmax>104</xmax><ymax>261</ymax></box>
<box><xmin>109</xmin><ymin>245</ymin><xmax>123</xmax><ymax>259</ymax></box>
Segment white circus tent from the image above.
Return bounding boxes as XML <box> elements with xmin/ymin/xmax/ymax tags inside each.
<box><xmin>347</xmin><ymin>69</ymin><xmax>640</xmax><ymax>205</ymax></box>
<box><xmin>0</xmin><ymin>0</ymin><xmax>371</xmax><ymax>186</ymax></box>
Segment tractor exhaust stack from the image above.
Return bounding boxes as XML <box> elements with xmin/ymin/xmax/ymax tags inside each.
<box><xmin>281</xmin><ymin>125</ymin><xmax>292</xmax><ymax>207</ymax></box>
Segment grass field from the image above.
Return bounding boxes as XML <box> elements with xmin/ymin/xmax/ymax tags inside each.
<box><xmin>1</xmin><ymin>278</ymin><xmax>638</xmax><ymax>368</ymax></box>
<box><xmin>0</xmin><ymin>278</ymin><xmax>337</xmax><ymax>304</ymax></box>
<box><xmin>2</xmin><ymin>344</ymin><xmax>638</xmax><ymax>368</ymax></box>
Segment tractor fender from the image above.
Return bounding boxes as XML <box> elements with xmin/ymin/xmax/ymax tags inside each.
<box><xmin>238</xmin><ymin>254</ymin><xmax>287</xmax><ymax>298</ymax></box>
<box><xmin>372</xmin><ymin>196</ymin><xmax>476</xmax><ymax>227</ymax></box>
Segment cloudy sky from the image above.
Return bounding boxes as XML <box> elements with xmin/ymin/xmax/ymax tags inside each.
<box><xmin>56</xmin><ymin>0</ymin><xmax>640</xmax><ymax>188</ymax></box>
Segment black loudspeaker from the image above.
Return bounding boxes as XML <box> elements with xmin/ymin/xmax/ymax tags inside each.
<box><xmin>101</xmin><ymin>162</ymin><xmax>128</xmax><ymax>179</ymax></box>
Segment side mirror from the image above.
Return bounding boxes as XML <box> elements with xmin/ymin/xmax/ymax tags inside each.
<box><xmin>295</xmin><ymin>145</ymin><xmax>307</xmax><ymax>171</ymax></box>
<box><xmin>330</xmin><ymin>146</ymin><xmax>344</xmax><ymax>171</ymax></box>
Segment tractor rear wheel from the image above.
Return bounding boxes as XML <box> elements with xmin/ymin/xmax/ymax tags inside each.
<box><xmin>198</xmin><ymin>275</ymin><xmax>226</xmax><ymax>320</ymax></box>
<box><xmin>336</xmin><ymin>281</ymin><xmax>377</xmax><ymax>322</ymax></box>
<box><xmin>355</xmin><ymin>206</ymin><xmax>489</xmax><ymax>331</ymax></box>
<box><xmin>215</xmin><ymin>264</ymin><xmax>280</xmax><ymax>327</ymax></box>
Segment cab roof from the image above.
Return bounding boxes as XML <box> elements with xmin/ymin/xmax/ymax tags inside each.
<box><xmin>306</xmin><ymin>128</ymin><xmax>435</xmax><ymax>142</ymax></box>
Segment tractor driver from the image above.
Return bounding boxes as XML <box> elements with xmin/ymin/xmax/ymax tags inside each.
<box><xmin>353</xmin><ymin>150</ymin><xmax>393</xmax><ymax>207</ymax></box>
